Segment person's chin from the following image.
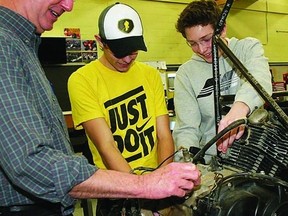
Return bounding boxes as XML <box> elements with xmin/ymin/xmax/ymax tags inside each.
<box><xmin>116</xmin><ymin>65</ymin><xmax>130</xmax><ymax>72</ymax></box>
<box><xmin>205</xmin><ymin>58</ymin><xmax>213</xmax><ymax>63</ymax></box>
<box><xmin>118</xmin><ymin>62</ymin><xmax>133</xmax><ymax>72</ymax></box>
<box><xmin>198</xmin><ymin>53</ymin><xmax>212</xmax><ymax>63</ymax></box>
<box><xmin>200</xmin><ymin>56</ymin><xmax>213</xmax><ymax>63</ymax></box>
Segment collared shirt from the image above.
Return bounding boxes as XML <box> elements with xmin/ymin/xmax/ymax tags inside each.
<box><xmin>0</xmin><ymin>6</ymin><xmax>97</xmax><ymax>215</ymax></box>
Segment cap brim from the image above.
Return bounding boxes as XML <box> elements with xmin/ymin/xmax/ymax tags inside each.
<box><xmin>105</xmin><ymin>36</ymin><xmax>147</xmax><ymax>58</ymax></box>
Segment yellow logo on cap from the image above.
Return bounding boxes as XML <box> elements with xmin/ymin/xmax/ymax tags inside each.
<box><xmin>118</xmin><ymin>19</ymin><xmax>134</xmax><ymax>34</ymax></box>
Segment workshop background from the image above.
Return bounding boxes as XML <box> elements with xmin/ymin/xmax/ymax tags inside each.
<box><xmin>43</xmin><ymin>0</ymin><xmax>288</xmax><ymax>63</ymax></box>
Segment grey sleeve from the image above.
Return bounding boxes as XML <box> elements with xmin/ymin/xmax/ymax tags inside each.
<box><xmin>172</xmin><ymin>68</ymin><xmax>202</xmax><ymax>151</ymax></box>
<box><xmin>234</xmin><ymin>38</ymin><xmax>272</xmax><ymax>113</ymax></box>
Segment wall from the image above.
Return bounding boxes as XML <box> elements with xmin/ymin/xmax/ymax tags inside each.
<box><xmin>42</xmin><ymin>0</ymin><xmax>288</xmax><ymax>64</ymax></box>
<box><xmin>270</xmin><ymin>63</ymin><xmax>288</xmax><ymax>82</ymax></box>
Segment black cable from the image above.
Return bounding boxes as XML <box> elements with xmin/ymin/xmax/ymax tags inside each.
<box><xmin>156</xmin><ymin>150</ymin><xmax>180</xmax><ymax>169</ymax></box>
<box><xmin>130</xmin><ymin>150</ymin><xmax>181</xmax><ymax>174</ymax></box>
<box><xmin>192</xmin><ymin>118</ymin><xmax>247</xmax><ymax>164</ymax></box>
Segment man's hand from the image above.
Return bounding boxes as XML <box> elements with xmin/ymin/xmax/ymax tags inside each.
<box><xmin>142</xmin><ymin>162</ymin><xmax>201</xmax><ymax>199</ymax></box>
<box><xmin>217</xmin><ymin>101</ymin><xmax>249</xmax><ymax>153</ymax></box>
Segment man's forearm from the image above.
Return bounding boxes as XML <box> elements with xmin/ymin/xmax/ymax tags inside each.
<box><xmin>69</xmin><ymin>169</ymin><xmax>142</xmax><ymax>199</ymax></box>
<box><xmin>69</xmin><ymin>162</ymin><xmax>201</xmax><ymax>200</ymax></box>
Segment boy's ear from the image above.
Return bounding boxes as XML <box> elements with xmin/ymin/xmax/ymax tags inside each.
<box><xmin>94</xmin><ymin>34</ymin><xmax>104</xmax><ymax>49</ymax></box>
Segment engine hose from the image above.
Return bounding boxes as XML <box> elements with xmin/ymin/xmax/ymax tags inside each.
<box><xmin>192</xmin><ymin>118</ymin><xmax>247</xmax><ymax>164</ymax></box>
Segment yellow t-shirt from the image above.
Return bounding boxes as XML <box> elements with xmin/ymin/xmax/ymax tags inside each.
<box><xmin>68</xmin><ymin>60</ymin><xmax>168</xmax><ymax>170</ymax></box>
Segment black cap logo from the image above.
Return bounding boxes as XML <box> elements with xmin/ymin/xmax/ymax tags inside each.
<box><xmin>118</xmin><ymin>19</ymin><xmax>134</xmax><ymax>34</ymax></box>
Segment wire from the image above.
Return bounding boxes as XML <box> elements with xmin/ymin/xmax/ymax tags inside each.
<box><xmin>156</xmin><ymin>150</ymin><xmax>180</xmax><ymax>169</ymax></box>
<box><xmin>192</xmin><ymin>118</ymin><xmax>247</xmax><ymax>164</ymax></box>
<box><xmin>130</xmin><ymin>150</ymin><xmax>181</xmax><ymax>174</ymax></box>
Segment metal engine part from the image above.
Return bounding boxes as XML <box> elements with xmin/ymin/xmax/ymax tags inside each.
<box><xmin>185</xmin><ymin>108</ymin><xmax>288</xmax><ymax>216</ymax></box>
<box><xmin>220</xmin><ymin>108</ymin><xmax>288</xmax><ymax>179</ymax></box>
<box><xmin>192</xmin><ymin>171</ymin><xmax>288</xmax><ymax>216</ymax></box>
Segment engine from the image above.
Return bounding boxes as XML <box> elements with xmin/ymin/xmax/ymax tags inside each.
<box><xmin>193</xmin><ymin>171</ymin><xmax>288</xmax><ymax>216</ymax></box>
<box><xmin>185</xmin><ymin>108</ymin><xmax>288</xmax><ymax>216</ymax></box>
